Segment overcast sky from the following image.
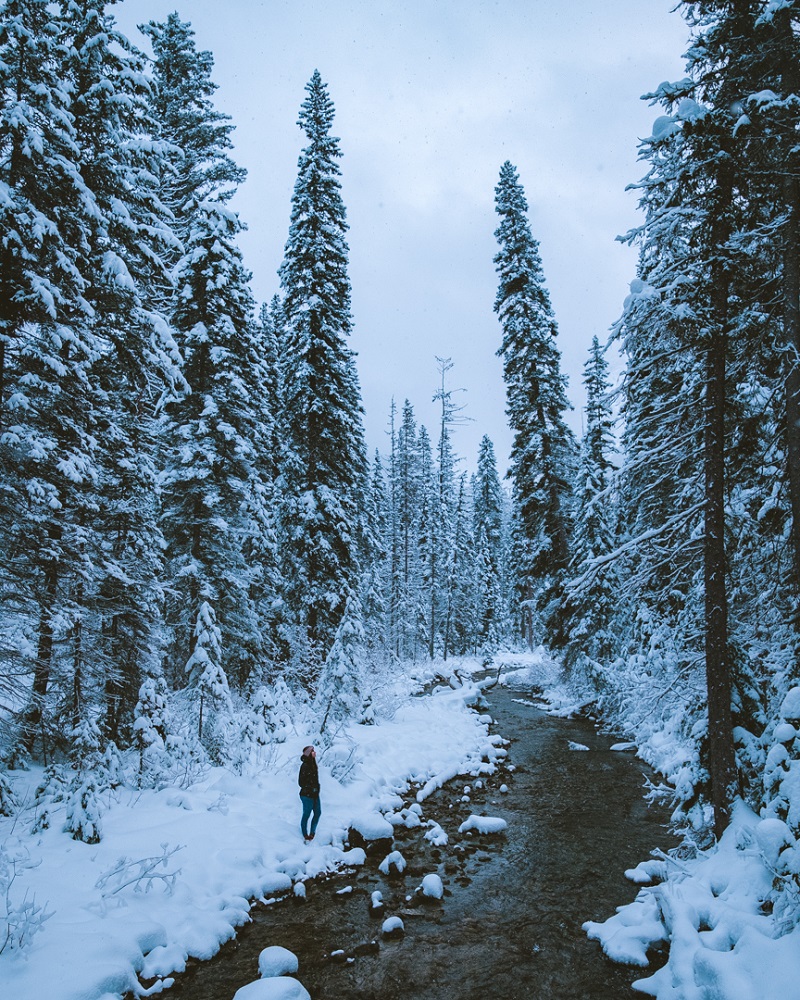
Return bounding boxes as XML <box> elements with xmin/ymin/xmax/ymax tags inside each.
<box><xmin>117</xmin><ymin>0</ymin><xmax>690</xmax><ymax>473</ymax></box>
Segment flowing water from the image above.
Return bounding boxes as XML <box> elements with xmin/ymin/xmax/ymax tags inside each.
<box><xmin>150</xmin><ymin>682</ymin><xmax>675</xmax><ymax>1000</ymax></box>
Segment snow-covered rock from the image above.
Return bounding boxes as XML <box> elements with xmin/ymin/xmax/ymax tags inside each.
<box><xmin>424</xmin><ymin>822</ymin><xmax>448</xmax><ymax>846</ymax></box>
<box><xmin>624</xmin><ymin>859</ymin><xmax>667</xmax><ymax>885</ymax></box>
<box><xmin>233</xmin><ymin>977</ymin><xmax>311</xmax><ymax>1000</ymax></box>
<box><xmin>419</xmin><ymin>873</ymin><xmax>444</xmax><ymax>899</ymax></box>
<box><xmin>348</xmin><ymin>813</ymin><xmax>394</xmax><ymax>854</ymax></box>
<box><xmin>378</xmin><ymin>850</ymin><xmax>406</xmax><ymax>874</ymax></box>
<box><xmin>350</xmin><ymin>812</ymin><xmax>394</xmax><ymax>840</ymax></box>
<box><xmin>258</xmin><ymin>946</ymin><xmax>299</xmax><ymax>978</ymax></box>
<box><xmin>402</xmin><ymin>809</ymin><xmax>422</xmax><ymax>828</ymax></box>
<box><xmin>458</xmin><ymin>814</ymin><xmax>507</xmax><ymax>835</ymax></box>
<box><xmin>382</xmin><ymin>916</ymin><xmax>404</xmax><ymax>937</ymax></box>
<box><xmin>568</xmin><ymin>741</ymin><xmax>590</xmax><ymax>751</ymax></box>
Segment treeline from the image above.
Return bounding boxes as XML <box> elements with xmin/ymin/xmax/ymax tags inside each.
<box><xmin>0</xmin><ymin>1</ymin><xmax>532</xmax><ymax>796</ymax></box>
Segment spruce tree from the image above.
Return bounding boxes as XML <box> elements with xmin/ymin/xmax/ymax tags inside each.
<box><xmin>279</xmin><ymin>70</ymin><xmax>366</xmax><ymax>660</ymax></box>
<box><xmin>564</xmin><ymin>337</ymin><xmax>617</xmax><ymax>672</ymax></box>
<box><xmin>392</xmin><ymin>399</ymin><xmax>422</xmax><ymax>660</ymax></box>
<box><xmin>160</xmin><ymin>202</ymin><xmax>262</xmax><ymax>689</ymax></box>
<box><xmin>493</xmin><ymin>160</ymin><xmax>576</xmax><ymax>646</ymax></box>
<box><xmin>361</xmin><ymin>450</ymin><xmax>390</xmax><ymax>664</ymax></box>
<box><xmin>443</xmin><ymin>474</ymin><xmax>478</xmax><ymax>657</ymax></box>
<box><xmin>59</xmin><ymin>0</ymin><xmax>180</xmax><ymax>744</ymax></box>
<box><xmin>140</xmin><ymin>12</ymin><xmax>245</xmax><ymax>243</ymax></box>
<box><xmin>615</xmin><ymin>13</ymin><xmax>766</xmax><ymax>833</ymax></box>
<box><xmin>473</xmin><ymin>435</ymin><xmax>506</xmax><ymax>653</ymax></box>
<box><xmin>0</xmin><ymin>0</ymin><xmax>99</xmax><ymax>754</ymax></box>
<box><xmin>316</xmin><ymin>594</ymin><xmax>366</xmax><ymax>734</ymax></box>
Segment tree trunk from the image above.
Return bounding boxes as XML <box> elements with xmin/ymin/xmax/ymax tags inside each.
<box><xmin>21</xmin><ymin>556</ymin><xmax>60</xmax><ymax>756</ymax></box>
<box><xmin>782</xmin><ymin>174</ymin><xmax>800</xmax><ymax>588</ymax></box>
<box><xmin>428</xmin><ymin>546</ymin><xmax>436</xmax><ymax>659</ymax></box>
<box><xmin>704</xmin><ymin>276</ymin><xmax>738</xmax><ymax>838</ymax></box>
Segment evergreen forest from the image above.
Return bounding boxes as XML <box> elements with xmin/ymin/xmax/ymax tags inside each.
<box><xmin>1</xmin><ymin>0</ymin><xmax>800</xmax><ymax>945</ymax></box>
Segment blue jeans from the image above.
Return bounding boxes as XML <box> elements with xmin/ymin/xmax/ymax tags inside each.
<box><xmin>300</xmin><ymin>795</ymin><xmax>321</xmax><ymax>838</ymax></box>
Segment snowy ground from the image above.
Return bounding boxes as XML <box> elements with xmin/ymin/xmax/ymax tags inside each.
<box><xmin>6</xmin><ymin>647</ymin><xmax>797</xmax><ymax>1000</ymax></box>
<box><xmin>0</xmin><ymin>657</ymin><xmax>506</xmax><ymax>1000</ymax></box>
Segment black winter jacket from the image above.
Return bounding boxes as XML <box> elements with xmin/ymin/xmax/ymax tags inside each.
<box><xmin>298</xmin><ymin>755</ymin><xmax>320</xmax><ymax>798</ymax></box>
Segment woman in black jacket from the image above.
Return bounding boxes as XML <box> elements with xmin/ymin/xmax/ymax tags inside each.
<box><xmin>298</xmin><ymin>745</ymin><xmax>321</xmax><ymax>842</ymax></box>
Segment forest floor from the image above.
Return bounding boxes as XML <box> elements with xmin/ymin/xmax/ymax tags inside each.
<box><xmin>156</xmin><ymin>680</ymin><xmax>675</xmax><ymax>1000</ymax></box>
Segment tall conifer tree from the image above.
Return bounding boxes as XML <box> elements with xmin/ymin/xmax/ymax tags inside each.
<box><xmin>564</xmin><ymin>337</ymin><xmax>617</xmax><ymax>672</ymax></box>
<box><xmin>278</xmin><ymin>70</ymin><xmax>366</xmax><ymax>661</ymax></box>
<box><xmin>493</xmin><ymin>161</ymin><xmax>575</xmax><ymax>645</ymax></box>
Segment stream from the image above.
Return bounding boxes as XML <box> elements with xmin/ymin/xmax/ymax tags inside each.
<box><xmin>154</xmin><ymin>681</ymin><xmax>676</xmax><ymax>1000</ymax></box>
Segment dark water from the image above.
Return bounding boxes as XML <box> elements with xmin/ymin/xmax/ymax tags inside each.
<box><xmin>152</xmin><ymin>683</ymin><xmax>674</xmax><ymax>1000</ymax></box>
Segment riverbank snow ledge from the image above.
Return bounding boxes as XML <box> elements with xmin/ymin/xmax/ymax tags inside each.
<box><xmin>0</xmin><ymin>661</ymin><xmax>500</xmax><ymax>1000</ymax></box>
<box><xmin>583</xmin><ymin>801</ymin><xmax>800</xmax><ymax>999</ymax></box>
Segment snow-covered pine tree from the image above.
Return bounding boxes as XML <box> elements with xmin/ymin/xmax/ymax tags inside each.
<box><xmin>493</xmin><ymin>161</ymin><xmax>576</xmax><ymax>647</ymax></box>
<box><xmin>160</xmin><ymin>201</ymin><xmax>263</xmax><ymax>690</ymax></box>
<box><xmin>241</xmin><ymin>684</ymin><xmax>277</xmax><ymax>748</ymax></box>
<box><xmin>613</xmin><ymin>9</ymin><xmax>776</xmax><ymax>834</ymax></box>
<box><xmin>253</xmin><ymin>299</ymin><xmax>285</xmax><ymax>486</ymax></box>
<box><xmin>140</xmin><ymin>12</ymin><xmax>246</xmax><ymax>245</ymax></box>
<box><xmin>417</xmin><ymin>424</ymin><xmax>440</xmax><ymax>658</ymax></box>
<box><xmin>145</xmin><ymin>10</ymin><xmax>270</xmax><ymax>693</ymax></box>
<box><xmin>0</xmin><ymin>0</ymin><xmax>105</xmax><ymax>757</ymax></box>
<box><xmin>278</xmin><ymin>71</ymin><xmax>367</xmax><ymax>664</ymax></box>
<box><xmin>443</xmin><ymin>473</ymin><xmax>478</xmax><ymax>658</ymax></box>
<box><xmin>133</xmin><ymin>666</ymin><xmax>170</xmax><ymax>784</ymax></box>
<box><xmin>316</xmin><ymin>594</ymin><xmax>366</xmax><ymax>734</ymax></box>
<box><xmin>185</xmin><ymin>600</ymin><xmax>232</xmax><ymax>742</ymax></box>
<box><xmin>563</xmin><ymin>336</ymin><xmax>617</xmax><ymax>675</ymax></box>
<box><xmin>0</xmin><ymin>0</ymin><xmax>92</xmax><ymax>417</ymax></box>
<box><xmin>64</xmin><ymin>711</ymin><xmax>104</xmax><ymax>843</ymax></box>
<box><xmin>360</xmin><ymin>450</ymin><xmax>390</xmax><ymax>665</ymax></box>
<box><xmin>473</xmin><ymin>435</ymin><xmax>506</xmax><ymax>654</ymax></box>
<box><xmin>58</xmin><ymin>0</ymin><xmax>182</xmax><ymax>746</ymax></box>
<box><xmin>391</xmin><ymin>400</ymin><xmax>423</xmax><ymax>660</ymax></box>
<box><xmin>431</xmin><ymin>357</ymin><xmax>465</xmax><ymax>658</ymax></box>
<box><xmin>0</xmin><ymin>771</ymin><xmax>16</xmax><ymax>817</ymax></box>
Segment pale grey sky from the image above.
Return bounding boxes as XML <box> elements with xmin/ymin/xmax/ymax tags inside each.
<box><xmin>117</xmin><ymin>0</ymin><xmax>689</xmax><ymax>472</ymax></box>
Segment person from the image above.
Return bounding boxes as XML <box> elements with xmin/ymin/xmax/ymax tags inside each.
<box><xmin>298</xmin><ymin>745</ymin><xmax>321</xmax><ymax>842</ymax></box>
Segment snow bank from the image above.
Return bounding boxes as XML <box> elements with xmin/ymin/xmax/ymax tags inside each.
<box><xmin>0</xmin><ymin>658</ymin><xmax>497</xmax><ymax>1000</ymax></box>
<box><xmin>584</xmin><ymin>801</ymin><xmax>800</xmax><ymax>998</ymax></box>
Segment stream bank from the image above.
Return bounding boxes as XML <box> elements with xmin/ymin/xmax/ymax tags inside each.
<box><xmin>146</xmin><ymin>682</ymin><xmax>675</xmax><ymax>1000</ymax></box>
